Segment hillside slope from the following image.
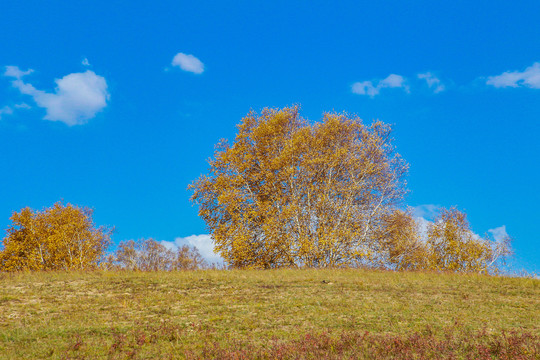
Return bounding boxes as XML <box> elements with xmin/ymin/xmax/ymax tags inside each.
<box><xmin>1</xmin><ymin>269</ymin><xmax>538</xmax><ymax>359</ymax></box>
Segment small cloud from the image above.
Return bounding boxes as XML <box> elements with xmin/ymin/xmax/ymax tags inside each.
<box><xmin>160</xmin><ymin>241</ymin><xmax>177</xmax><ymax>251</ymax></box>
<box><xmin>0</xmin><ymin>102</ymin><xmax>31</xmax><ymax>121</ymax></box>
<box><xmin>418</xmin><ymin>72</ymin><xmax>445</xmax><ymax>93</ymax></box>
<box><xmin>380</xmin><ymin>74</ymin><xmax>408</xmax><ymax>90</ymax></box>
<box><xmin>14</xmin><ymin>103</ymin><xmax>31</xmax><ymax>109</ymax></box>
<box><xmin>82</xmin><ymin>58</ymin><xmax>90</xmax><ymax>67</ymax></box>
<box><xmin>351</xmin><ymin>81</ymin><xmax>379</xmax><ymax>96</ymax></box>
<box><xmin>162</xmin><ymin>234</ymin><xmax>224</xmax><ymax>265</ymax></box>
<box><xmin>171</xmin><ymin>53</ymin><xmax>205</xmax><ymax>74</ymax></box>
<box><xmin>488</xmin><ymin>225</ymin><xmax>509</xmax><ymax>242</ymax></box>
<box><xmin>4</xmin><ymin>66</ymin><xmax>33</xmax><ymax>79</ymax></box>
<box><xmin>0</xmin><ymin>105</ymin><xmax>14</xmax><ymax>120</ymax></box>
<box><xmin>352</xmin><ymin>74</ymin><xmax>408</xmax><ymax>97</ymax></box>
<box><xmin>486</xmin><ymin>62</ymin><xmax>540</xmax><ymax>89</ymax></box>
<box><xmin>411</xmin><ymin>205</ymin><xmax>441</xmax><ymax>241</ymax></box>
<box><xmin>4</xmin><ymin>66</ymin><xmax>109</xmax><ymax>126</ymax></box>
<box><xmin>412</xmin><ymin>204</ymin><xmax>441</xmax><ymax>221</ymax></box>
<box><xmin>414</xmin><ymin>216</ymin><xmax>431</xmax><ymax>241</ymax></box>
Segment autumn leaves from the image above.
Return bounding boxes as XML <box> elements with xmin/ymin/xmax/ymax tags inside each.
<box><xmin>0</xmin><ymin>106</ymin><xmax>512</xmax><ymax>272</ymax></box>
<box><xmin>190</xmin><ymin>106</ymin><xmax>511</xmax><ymax>271</ymax></box>
<box><xmin>0</xmin><ymin>204</ymin><xmax>208</xmax><ymax>271</ymax></box>
<box><xmin>0</xmin><ymin>202</ymin><xmax>111</xmax><ymax>271</ymax></box>
<box><xmin>190</xmin><ymin>106</ymin><xmax>406</xmax><ymax>268</ymax></box>
<box><xmin>379</xmin><ymin>208</ymin><xmax>512</xmax><ymax>272</ymax></box>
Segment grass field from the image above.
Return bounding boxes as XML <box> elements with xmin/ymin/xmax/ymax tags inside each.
<box><xmin>1</xmin><ymin>269</ymin><xmax>539</xmax><ymax>359</ymax></box>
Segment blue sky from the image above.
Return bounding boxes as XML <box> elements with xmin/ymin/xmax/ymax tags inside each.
<box><xmin>1</xmin><ymin>1</ymin><xmax>538</xmax><ymax>271</ymax></box>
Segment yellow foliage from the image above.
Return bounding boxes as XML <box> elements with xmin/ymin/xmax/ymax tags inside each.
<box><xmin>425</xmin><ymin>207</ymin><xmax>511</xmax><ymax>273</ymax></box>
<box><xmin>190</xmin><ymin>106</ymin><xmax>408</xmax><ymax>268</ymax></box>
<box><xmin>0</xmin><ymin>202</ymin><xmax>112</xmax><ymax>271</ymax></box>
<box><xmin>376</xmin><ymin>209</ymin><xmax>429</xmax><ymax>270</ymax></box>
<box><xmin>379</xmin><ymin>207</ymin><xmax>512</xmax><ymax>273</ymax></box>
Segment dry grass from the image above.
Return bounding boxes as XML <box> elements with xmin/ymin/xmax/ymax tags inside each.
<box><xmin>0</xmin><ymin>269</ymin><xmax>538</xmax><ymax>359</ymax></box>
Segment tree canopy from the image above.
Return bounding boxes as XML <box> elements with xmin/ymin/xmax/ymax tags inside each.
<box><xmin>425</xmin><ymin>207</ymin><xmax>512</xmax><ymax>273</ymax></box>
<box><xmin>0</xmin><ymin>202</ymin><xmax>112</xmax><ymax>271</ymax></box>
<box><xmin>0</xmin><ymin>107</ymin><xmax>513</xmax><ymax>274</ymax></box>
<box><xmin>190</xmin><ymin>106</ymin><xmax>408</xmax><ymax>268</ymax></box>
<box><xmin>378</xmin><ymin>207</ymin><xmax>512</xmax><ymax>273</ymax></box>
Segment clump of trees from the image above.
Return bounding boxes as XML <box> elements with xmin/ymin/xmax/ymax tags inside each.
<box><xmin>0</xmin><ymin>106</ymin><xmax>513</xmax><ymax>274</ymax></box>
<box><xmin>379</xmin><ymin>207</ymin><xmax>512</xmax><ymax>273</ymax></box>
<box><xmin>191</xmin><ymin>106</ymin><xmax>511</xmax><ymax>272</ymax></box>
<box><xmin>0</xmin><ymin>203</ymin><xmax>207</xmax><ymax>272</ymax></box>
<box><xmin>0</xmin><ymin>202</ymin><xmax>112</xmax><ymax>271</ymax></box>
<box><xmin>102</xmin><ymin>238</ymin><xmax>207</xmax><ymax>271</ymax></box>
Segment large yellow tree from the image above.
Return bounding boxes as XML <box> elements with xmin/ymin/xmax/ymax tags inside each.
<box><xmin>0</xmin><ymin>202</ymin><xmax>112</xmax><ymax>271</ymax></box>
<box><xmin>190</xmin><ymin>106</ymin><xmax>408</xmax><ymax>268</ymax></box>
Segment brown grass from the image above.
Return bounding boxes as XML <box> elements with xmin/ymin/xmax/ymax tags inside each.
<box><xmin>0</xmin><ymin>269</ymin><xmax>538</xmax><ymax>359</ymax></box>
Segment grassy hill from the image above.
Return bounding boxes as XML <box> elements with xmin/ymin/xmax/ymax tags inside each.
<box><xmin>1</xmin><ymin>269</ymin><xmax>539</xmax><ymax>359</ymax></box>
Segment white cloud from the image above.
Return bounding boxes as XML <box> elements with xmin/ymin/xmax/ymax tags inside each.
<box><xmin>0</xmin><ymin>102</ymin><xmax>30</xmax><ymax>121</ymax></box>
<box><xmin>411</xmin><ymin>204</ymin><xmax>441</xmax><ymax>242</ymax></box>
<box><xmin>486</xmin><ymin>62</ymin><xmax>540</xmax><ymax>89</ymax></box>
<box><xmin>4</xmin><ymin>66</ymin><xmax>33</xmax><ymax>79</ymax></box>
<box><xmin>4</xmin><ymin>66</ymin><xmax>109</xmax><ymax>126</ymax></box>
<box><xmin>171</xmin><ymin>53</ymin><xmax>205</xmax><ymax>74</ymax></box>
<box><xmin>352</xmin><ymin>74</ymin><xmax>408</xmax><ymax>97</ymax></box>
<box><xmin>82</xmin><ymin>58</ymin><xmax>90</xmax><ymax>66</ymax></box>
<box><xmin>0</xmin><ymin>106</ymin><xmax>13</xmax><ymax>120</ymax></box>
<box><xmin>412</xmin><ymin>204</ymin><xmax>440</xmax><ymax>221</ymax></box>
<box><xmin>380</xmin><ymin>74</ymin><xmax>407</xmax><ymax>89</ymax></box>
<box><xmin>162</xmin><ymin>234</ymin><xmax>224</xmax><ymax>265</ymax></box>
<box><xmin>351</xmin><ymin>81</ymin><xmax>379</xmax><ymax>96</ymax></box>
<box><xmin>417</xmin><ymin>72</ymin><xmax>445</xmax><ymax>93</ymax></box>
<box><xmin>159</xmin><ymin>241</ymin><xmax>176</xmax><ymax>251</ymax></box>
<box><xmin>15</xmin><ymin>103</ymin><xmax>31</xmax><ymax>109</ymax></box>
<box><xmin>488</xmin><ymin>225</ymin><xmax>509</xmax><ymax>242</ymax></box>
